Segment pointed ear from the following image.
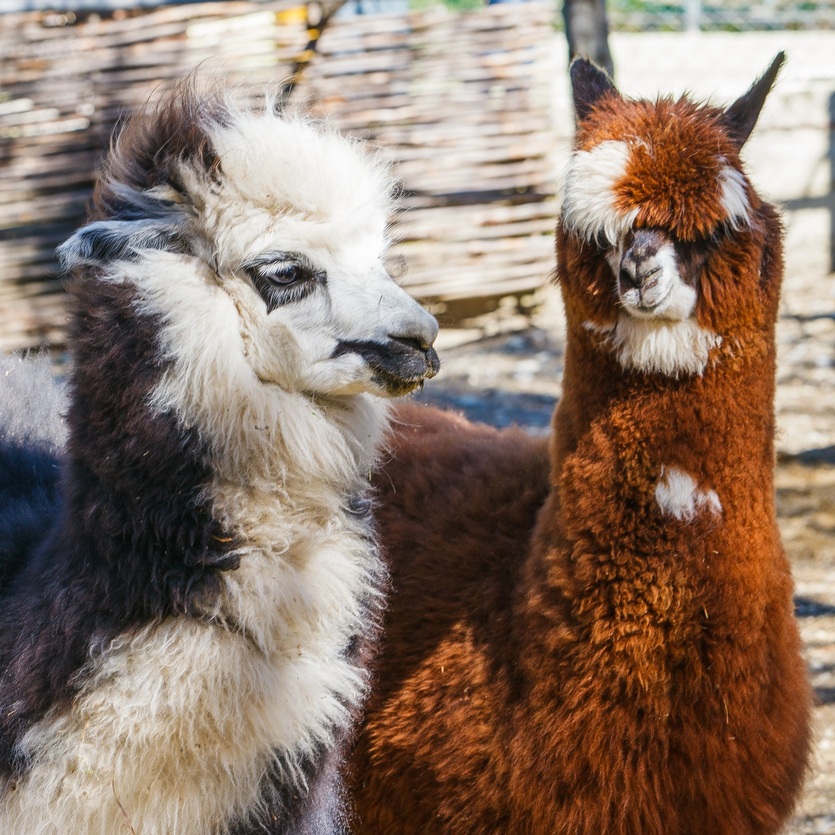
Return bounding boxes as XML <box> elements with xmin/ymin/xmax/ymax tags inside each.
<box><xmin>721</xmin><ymin>52</ymin><xmax>785</xmax><ymax>149</ymax></box>
<box><xmin>570</xmin><ymin>58</ymin><xmax>618</xmax><ymax>122</ymax></box>
<box><xmin>57</xmin><ymin>219</ymin><xmax>187</xmax><ymax>270</ymax></box>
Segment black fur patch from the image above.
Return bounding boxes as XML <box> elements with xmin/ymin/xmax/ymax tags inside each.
<box><xmin>58</xmin><ymin>220</ymin><xmax>189</xmax><ymax>269</ymax></box>
<box><xmin>87</xmin><ymin>80</ymin><xmax>222</xmax><ymax>225</ymax></box>
<box><xmin>0</xmin><ymin>274</ymin><xmax>238</xmax><ymax>777</ymax></box>
<box><xmin>243</xmin><ymin>251</ymin><xmax>326</xmax><ymax>313</ymax></box>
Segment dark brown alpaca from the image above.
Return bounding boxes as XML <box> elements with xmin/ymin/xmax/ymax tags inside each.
<box><xmin>349</xmin><ymin>55</ymin><xmax>811</xmax><ymax>835</ymax></box>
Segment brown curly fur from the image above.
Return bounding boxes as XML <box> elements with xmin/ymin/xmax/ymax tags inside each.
<box><xmin>349</xmin><ymin>56</ymin><xmax>811</xmax><ymax>835</ymax></box>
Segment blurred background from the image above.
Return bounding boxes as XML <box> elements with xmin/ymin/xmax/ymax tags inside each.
<box><xmin>1</xmin><ymin>0</ymin><xmax>834</xmax><ymax>830</ymax></box>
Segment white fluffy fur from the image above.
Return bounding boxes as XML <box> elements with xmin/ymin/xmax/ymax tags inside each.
<box><xmin>0</xmin><ymin>354</ymin><xmax>67</xmax><ymax>452</ymax></box>
<box><xmin>718</xmin><ymin>163</ymin><xmax>753</xmax><ymax>230</ymax></box>
<box><xmin>561</xmin><ymin>140</ymin><xmax>639</xmax><ymax>245</ymax></box>
<box><xmin>2</xmin><ymin>108</ymin><xmax>436</xmax><ymax>835</ymax></box>
<box><xmin>655</xmin><ymin>465</ymin><xmax>722</xmax><ymax>522</ymax></box>
<box><xmin>585</xmin><ymin>316</ymin><xmax>722</xmax><ymax>377</ymax></box>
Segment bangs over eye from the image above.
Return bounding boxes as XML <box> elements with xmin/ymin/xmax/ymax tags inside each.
<box><xmin>561</xmin><ymin>140</ymin><xmax>639</xmax><ymax>247</ymax></box>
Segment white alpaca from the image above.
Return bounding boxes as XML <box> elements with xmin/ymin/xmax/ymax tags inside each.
<box><xmin>0</xmin><ymin>83</ymin><xmax>439</xmax><ymax>835</ymax></box>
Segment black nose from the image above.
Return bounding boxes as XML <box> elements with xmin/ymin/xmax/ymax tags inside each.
<box><xmin>619</xmin><ymin>264</ymin><xmax>642</xmax><ymax>290</ymax></box>
<box><xmin>388</xmin><ymin>335</ymin><xmax>441</xmax><ymax>378</ymax></box>
<box><xmin>389</xmin><ymin>335</ymin><xmax>430</xmax><ymax>353</ymax></box>
<box><xmin>620</xmin><ymin>262</ymin><xmax>662</xmax><ymax>290</ymax></box>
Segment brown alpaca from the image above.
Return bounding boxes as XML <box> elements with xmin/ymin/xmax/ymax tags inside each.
<box><xmin>349</xmin><ymin>55</ymin><xmax>812</xmax><ymax>835</ymax></box>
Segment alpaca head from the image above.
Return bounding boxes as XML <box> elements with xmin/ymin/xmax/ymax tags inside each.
<box><xmin>559</xmin><ymin>54</ymin><xmax>784</xmax><ymax>377</ymax></box>
<box><xmin>58</xmin><ymin>84</ymin><xmax>440</xmax><ymax>401</ymax></box>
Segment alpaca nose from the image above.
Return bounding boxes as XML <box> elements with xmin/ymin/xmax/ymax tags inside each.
<box><xmin>388</xmin><ymin>305</ymin><xmax>439</xmax><ymax>353</ymax></box>
<box><xmin>619</xmin><ymin>260</ymin><xmax>662</xmax><ymax>290</ymax></box>
<box><xmin>620</xmin><ymin>229</ymin><xmax>666</xmax><ymax>290</ymax></box>
<box><xmin>388</xmin><ymin>335</ymin><xmax>441</xmax><ymax>378</ymax></box>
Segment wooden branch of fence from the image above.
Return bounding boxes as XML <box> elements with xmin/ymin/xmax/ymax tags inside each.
<box><xmin>0</xmin><ymin>1</ymin><xmax>558</xmax><ymax>353</ymax></box>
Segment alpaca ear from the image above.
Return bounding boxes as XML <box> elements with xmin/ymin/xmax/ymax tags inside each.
<box><xmin>570</xmin><ymin>58</ymin><xmax>618</xmax><ymax>122</ymax></box>
<box><xmin>721</xmin><ymin>52</ymin><xmax>785</xmax><ymax>149</ymax></box>
<box><xmin>57</xmin><ymin>219</ymin><xmax>187</xmax><ymax>270</ymax></box>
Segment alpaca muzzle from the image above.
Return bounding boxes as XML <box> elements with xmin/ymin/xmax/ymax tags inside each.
<box><xmin>333</xmin><ymin>337</ymin><xmax>441</xmax><ymax>397</ymax></box>
<box><xmin>617</xmin><ymin>229</ymin><xmax>693</xmax><ymax>320</ymax></box>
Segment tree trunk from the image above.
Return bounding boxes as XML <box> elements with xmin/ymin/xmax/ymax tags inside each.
<box><xmin>563</xmin><ymin>0</ymin><xmax>614</xmax><ymax>79</ymax></box>
<box><xmin>278</xmin><ymin>0</ymin><xmax>349</xmax><ymax>107</ymax></box>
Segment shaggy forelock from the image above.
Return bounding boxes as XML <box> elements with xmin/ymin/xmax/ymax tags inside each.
<box><xmin>207</xmin><ymin>111</ymin><xmax>394</xmax><ymax>230</ymax></box>
<box><xmin>87</xmin><ymin>83</ymin><xmax>394</xmax><ymax>261</ymax></box>
<box><xmin>89</xmin><ymin>83</ymin><xmax>221</xmax><ymax>223</ymax></box>
<box><xmin>564</xmin><ymin>97</ymin><xmax>754</xmax><ymax>243</ymax></box>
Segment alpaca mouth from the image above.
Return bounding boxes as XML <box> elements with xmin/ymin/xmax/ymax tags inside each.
<box><xmin>333</xmin><ymin>339</ymin><xmax>441</xmax><ymax>396</ymax></box>
<box><xmin>621</xmin><ymin>283</ymin><xmax>673</xmax><ymax>319</ymax></box>
<box><xmin>371</xmin><ymin>366</ymin><xmax>433</xmax><ymax>396</ymax></box>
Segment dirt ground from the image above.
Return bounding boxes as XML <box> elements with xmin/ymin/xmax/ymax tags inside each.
<box><xmin>411</xmin><ymin>281</ymin><xmax>835</xmax><ymax>834</ymax></box>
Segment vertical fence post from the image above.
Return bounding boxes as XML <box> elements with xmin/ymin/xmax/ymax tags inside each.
<box><xmin>685</xmin><ymin>0</ymin><xmax>702</xmax><ymax>31</ymax></box>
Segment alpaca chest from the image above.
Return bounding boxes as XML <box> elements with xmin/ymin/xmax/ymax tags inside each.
<box><xmin>1</xmin><ymin>516</ymin><xmax>380</xmax><ymax>835</ymax></box>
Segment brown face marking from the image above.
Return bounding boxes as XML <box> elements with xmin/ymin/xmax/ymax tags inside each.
<box><xmin>675</xmin><ymin>235</ymin><xmax>715</xmax><ymax>288</ymax></box>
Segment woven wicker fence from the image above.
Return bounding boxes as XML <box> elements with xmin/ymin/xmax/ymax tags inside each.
<box><xmin>0</xmin><ymin>1</ymin><xmax>558</xmax><ymax>354</ymax></box>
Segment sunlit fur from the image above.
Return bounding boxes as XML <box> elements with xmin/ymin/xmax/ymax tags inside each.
<box><xmin>561</xmin><ymin>140</ymin><xmax>638</xmax><ymax>246</ymax></box>
<box><xmin>559</xmin><ymin>82</ymin><xmax>764</xmax><ymax>377</ymax></box>
<box><xmin>0</xmin><ymin>82</ymin><xmax>438</xmax><ymax>835</ymax></box>
<box><xmin>349</xmin><ymin>55</ymin><xmax>811</xmax><ymax>835</ymax></box>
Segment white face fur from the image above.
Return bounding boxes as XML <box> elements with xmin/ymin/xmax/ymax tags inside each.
<box><xmin>62</xmin><ymin>110</ymin><xmax>440</xmax><ymax>402</ymax></box>
<box><xmin>561</xmin><ymin>140</ymin><xmax>754</xmax><ymax>377</ymax></box>
<box><xmin>196</xmin><ymin>113</ymin><xmax>439</xmax><ymax>399</ymax></box>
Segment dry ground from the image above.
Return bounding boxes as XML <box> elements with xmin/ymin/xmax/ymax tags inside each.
<box><xmin>412</xmin><ymin>280</ymin><xmax>835</xmax><ymax>834</ymax></box>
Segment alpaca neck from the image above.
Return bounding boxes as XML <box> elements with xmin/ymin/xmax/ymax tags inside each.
<box><xmin>59</xmin><ymin>270</ymin><xmax>389</xmax><ymax>622</ymax></box>
<box><xmin>521</xmin><ymin>315</ymin><xmax>782</xmax><ymax>668</ymax></box>
<box><xmin>554</xmin><ymin>319</ymin><xmax>776</xmax><ymax>485</ymax></box>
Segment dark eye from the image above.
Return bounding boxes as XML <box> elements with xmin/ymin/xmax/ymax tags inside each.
<box><xmin>256</xmin><ymin>262</ymin><xmax>303</xmax><ymax>286</ymax></box>
<box><xmin>243</xmin><ymin>252</ymin><xmax>325</xmax><ymax>313</ymax></box>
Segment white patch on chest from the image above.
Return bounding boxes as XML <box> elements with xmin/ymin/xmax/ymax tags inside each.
<box><xmin>655</xmin><ymin>465</ymin><xmax>722</xmax><ymax>522</ymax></box>
<box><xmin>584</xmin><ymin>316</ymin><xmax>722</xmax><ymax>377</ymax></box>
<box><xmin>561</xmin><ymin>140</ymin><xmax>639</xmax><ymax>246</ymax></box>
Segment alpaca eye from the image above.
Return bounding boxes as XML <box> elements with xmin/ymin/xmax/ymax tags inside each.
<box><xmin>244</xmin><ymin>254</ymin><xmax>323</xmax><ymax>313</ymax></box>
<box><xmin>256</xmin><ymin>262</ymin><xmax>304</xmax><ymax>286</ymax></box>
